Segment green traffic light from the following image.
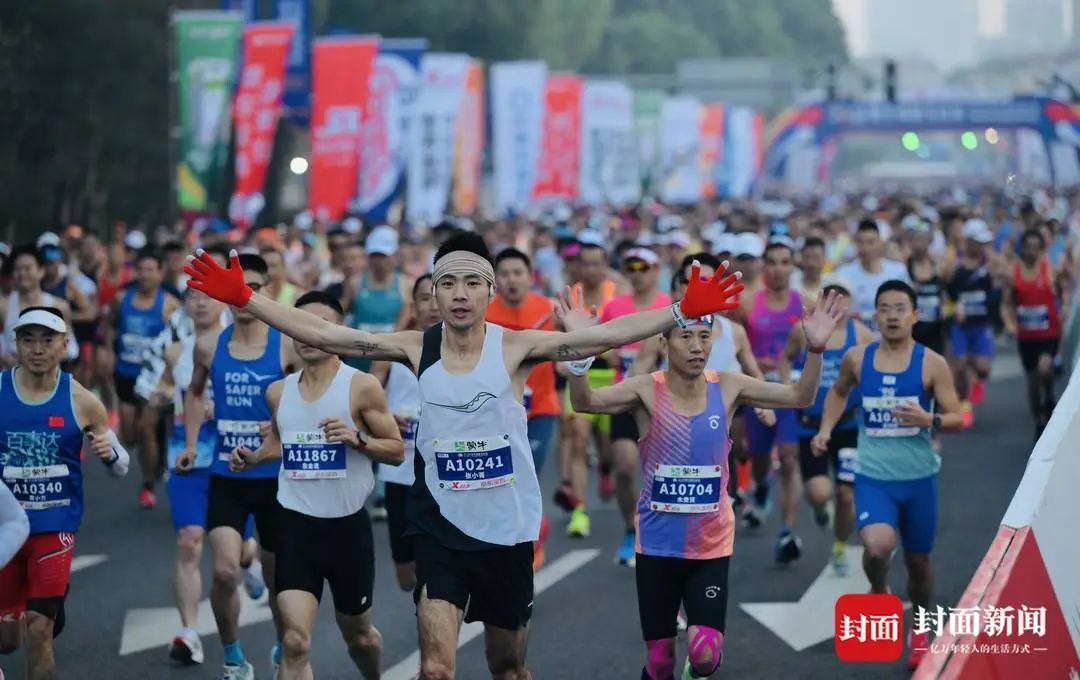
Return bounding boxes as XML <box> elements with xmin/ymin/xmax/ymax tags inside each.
<box><xmin>961</xmin><ymin>131</ymin><xmax>978</xmax><ymax>150</ymax></box>
<box><xmin>901</xmin><ymin>132</ymin><xmax>920</xmax><ymax>151</ymax></box>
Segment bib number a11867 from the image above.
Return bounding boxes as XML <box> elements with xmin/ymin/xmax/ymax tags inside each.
<box><xmin>434</xmin><ymin>435</ymin><xmax>514</xmax><ymax>490</ymax></box>
<box><xmin>2</xmin><ymin>464</ymin><xmax>72</xmax><ymax>510</ymax></box>
<box><xmin>281</xmin><ymin>430</ymin><xmax>347</xmax><ymax>480</ymax></box>
<box><xmin>650</xmin><ymin>464</ymin><xmax>722</xmax><ymax>514</ymax></box>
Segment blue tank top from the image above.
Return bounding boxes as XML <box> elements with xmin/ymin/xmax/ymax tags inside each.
<box><xmin>115</xmin><ymin>288</ymin><xmax>166</xmax><ymax>378</ymax></box>
<box><xmin>348</xmin><ymin>273</ymin><xmax>403</xmax><ymax>372</ymax></box>
<box><xmin>209</xmin><ymin>325</ymin><xmax>283</xmax><ymax>478</ymax></box>
<box><xmin>43</xmin><ymin>276</ymin><xmax>67</xmax><ymax>301</ymax></box>
<box><xmin>857</xmin><ymin>342</ymin><xmax>939</xmax><ymax>480</ymax></box>
<box><xmin>796</xmin><ymin>318</ymin><xmax>859</xmax><ymax>436</ymax></box>
<box><xmin>0</xmin><ymin>369</ymin><xmax>87</xmax><ymax>534</ymax></box>
<box><xmin>168</xmin><ymin>386</ymin><xmax>218</xmax><ymax>470</ymax></box>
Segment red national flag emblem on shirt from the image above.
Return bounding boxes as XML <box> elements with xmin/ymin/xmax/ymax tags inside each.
<box><xmin>48</xmin><ymin>416</ymin><xmax>65</xmax><ymax>428</ymax></box>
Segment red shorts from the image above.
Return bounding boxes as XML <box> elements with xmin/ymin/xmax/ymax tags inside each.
<box><xmin>0</xmin><ymin>532</ymin><xmax>75</xmax><ymax>622</ymax></box>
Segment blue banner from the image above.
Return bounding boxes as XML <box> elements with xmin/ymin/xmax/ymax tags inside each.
<box><xmin>274</xmin><ymin>0</ymin><xmax>311</xmax><ymax>124</ymax></box>
<box><xmin>220</xmin><ymin>0</ymin><xmax>257</xmax><ymax>23</ymax></box>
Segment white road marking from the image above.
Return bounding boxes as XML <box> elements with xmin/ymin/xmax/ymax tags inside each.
<box><xmin>71</xmin><ymin>554</ymin><xmax>107</xmax><ymax>573</ymax></box>
<box><xmin>382</xmin><ymin>549</ymin><xmax>600</xmax><ymax>680</ymax></box>
<box><xmin>119</xmin><ymin>590</ymin><xmax>271</xmax><ymax>656</ymax></box>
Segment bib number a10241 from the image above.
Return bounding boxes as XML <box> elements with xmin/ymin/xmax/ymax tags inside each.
<box><xmin>434</xmin><ymin>436</ymin><xmax>514</xmax><ymax>491</ymax></box>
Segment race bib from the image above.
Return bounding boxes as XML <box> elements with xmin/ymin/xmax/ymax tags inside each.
<box><xmin>619</xmin><ymin>348</ymin><xmax>639</xmax><ymax>375</ymax></box>
<box><xmin>2</xmin><ymin>464</ymin><xmax>72</xmax><ymax>510</ymax></box>
<box><xmin>120</xmin><ymin>333</ymin><xmax>153</xmax><ymax>365</ymax></box>
<box><xmin>217</xmin><ymin>419</ymin><xmax>263</xmax><ymax>461</ymax></box>
<box><xmin>649</xmin><ymin>464</ymin><xmax>722</xmax><ymax>514</ymax></box>
<box><xmin>1017</xmin><ymin>305</ymin><xmax>1050</xmax><ymax>331</ymax></box>
<box><xmin>862</xmin><ymin>395</ymin><xmax>921</xmax><ymax>437</ymax></box>
<box><xmin>281</xmin><ymin>430</ymin><xmax>346</xmax><ymax>480</ymax></box>
<box><xmin>917</xmin><ymin>296</ymin><xmax>941</xmax><ymax>323</ymax></box>
<box><xmin>959</xmin><ymin>290</ymin><xmax>987</xmax><ymax>317</ymax></box>
<box><xmin>434</xmin><ymin>436</ymin><xmax>514</xmax><ymax>490</ymax></box>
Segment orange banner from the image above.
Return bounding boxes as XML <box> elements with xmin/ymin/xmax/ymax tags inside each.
<box><xmin>452</xmin><ymin>60</ymin><xmax>484</xmax><ymax>215</ymax></box>
<box><xmin>699</xmin><ymin>104</ymin><xmax>724</xmax><ymax>199</ymax></box>
<box><xmin>230</xmin><ymin>22</ymin><xmax>295</xmax><ymax>226</ymax></box>
<box><xmin>532</xmin><ymin>75</ymin><xmax>581</xmax><ymax>202</ymax></box>
<box><xmin>309</xmin><ymin>36</ymin><xmax>378</xmax><ymax>223</ymax></box>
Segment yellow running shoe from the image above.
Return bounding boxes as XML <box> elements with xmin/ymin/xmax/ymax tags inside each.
<box><xmin>567</xmin><ymin>506</ymin><xmax>590</xmax><ymax>538</ymax></box>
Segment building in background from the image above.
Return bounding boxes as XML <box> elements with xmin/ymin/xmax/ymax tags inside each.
<box><xmin>864</xmin><ymin>0</ymin><xmax>980</xmax><ymax>72</ymax></box>
<box><xmin>1003</xmin><ymin>0</ymin><xmax>1067</xmax><ymax>55</ymax></box>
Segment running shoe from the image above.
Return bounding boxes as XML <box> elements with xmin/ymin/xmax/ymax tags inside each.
<box><xmin>138</xmin><ymin>488</ymin><xmax>157</xmax><ymax>510</ymax></box>
<box><xmin>270</xmin><ymin>643</ymin><xmax>282</xmax><ymax>676</ymax></box>
<box><xmin>831</xmin><ymin>544</ymin><xmax>850</xmax><ymax>577</ymax></box>
<box><xmin>170</xmin><ymin>630</ymin><xmax>204</xmax><ymax>665</ymax></box>
<box><xmin>812</xmin><ymin>503</ymin><xmax>831</xmax><ymax>529</ymax></box>
<box><xmin>731</xmin><ymin>489</ymin><xmax>746</xmax><ymax>513</ymax></box>
<box><xmin>243</xmin><ymin>560</ymin><xmax>266</xmax><ymax>600</ymax></box>
<box><xmin>598</xmin><ymin>470</ymin><xmax>616</xmax><ymax>503</ymax></box>
<box><xmin>616</xmin><ymin>529</ymin><xmax>636</xmax><ymax>567</ymax></box>
<box><xmin>774</xmin><ymin>530</ymin><xmax>802</xmax><ymax>564</ymax></box>
<box><xmin>567</xmin><ymin>506</ymin><xmax>590</xmax><ymax>538</ymax></box>
<box><xmin>741</xmin><ymin>502</ymin><xmax>766</xmax><ymax>529</ymax></box>
<box><xmin>970</xmin><ymin>379</ymin><xmax>985</xmax><ymax>407</ymax></box>
<box><xmin>676</xmin><ymin>609</ymin><xmax>688</xmax><ymax>633</ymax></box>
<box><xmin>553</xmin><ymin>482</ymin><xmax>581</xmax><ymax>513</ymax></box>
<box><xmin>221</xmin><ymin>661</ymin><xmax>254</xmax><ymax>680</ymax></box>
<box><xmin>533</xmin><ymin>516</ymin><xmax>550</xmax><ymax>572</ymax></box>
<box><xmin>961</xmin><ymin>400</ymin><xmax>974</xmax><ymax>429</ymax></box>
<box><xmin>907</xmin><ymin>630</ymin><xmax>930</xmax><ymax>671</ymax></box>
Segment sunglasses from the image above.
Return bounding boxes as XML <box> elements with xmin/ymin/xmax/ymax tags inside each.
<box><xmin>623</xmin><ymin>260</ymin><xmax>652</xmax><ymax>272</ymax></box>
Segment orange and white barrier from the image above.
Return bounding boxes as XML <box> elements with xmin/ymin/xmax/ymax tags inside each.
<box><xmin>916</xmin><ymin>359</ymin><xmax>1080</xmax><ymax>678</ymax></box>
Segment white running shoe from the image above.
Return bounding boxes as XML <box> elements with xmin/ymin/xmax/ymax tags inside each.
<box><xmin>169</xmin><ymin>630</ymin><xmax>205</xmax><ymax>665</ymax></box>
<box><xmin>243</xmin><ymin>560</ymin><xmax>266</xmax><ymax>600</ymax></box>
<box><xmin>221</xmin><ymin>661</ymin><xmax>254</xmax><ymax>680</ymax></box>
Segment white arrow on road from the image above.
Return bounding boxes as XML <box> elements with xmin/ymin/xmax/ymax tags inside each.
<box><xmin>740</xmin><ymin>547</ymin><xmax>873</xmax><ymax>652</ymax></box>
<box><xmin>120</xmin><ymin>590</ymin><xmax>271</xmax><ymax>656</ymax></box>
<box><xmin>383</xmin><ymin>548</ymin><xmax>600</xmax><ymax>680</ymax></box>
<box><xmin>71</xmin><ymin>554</ymin><xmax>108</xmax><ymax>573</ymax></box>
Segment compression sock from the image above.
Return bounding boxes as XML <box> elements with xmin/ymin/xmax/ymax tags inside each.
<box><xmin>223</xmin><ymin>641</ymin><xmax>246</xmax><ymax>666</ymax></box>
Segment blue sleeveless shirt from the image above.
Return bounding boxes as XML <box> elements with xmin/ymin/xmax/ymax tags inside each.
<box><xmin>796</xmin><ymin>318</ymin><xmax>859</xmax><ymax>436</ymax></box>
<box><xmin>209</xmin><ymin>326</ymin><xmax>283</xmax><ymax>479</ymax></box>
<box><xmin>115</xmin><ymin>288</ymin><xmax>167</xmax><ymax>378</ymax></box>
<box><xmin>0</xmin><ymin>369</ymin><xmax>87</xmax><ymax>534</ymax></box>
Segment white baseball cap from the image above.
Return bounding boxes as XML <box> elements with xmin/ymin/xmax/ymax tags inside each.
<box><xmin>11</xmin><ymin>307</ymin><xmax>67</xmax><ymax>335</ymax></box>
<box><xmin>36</xmin><ymin>232</ymin><xmax>61</xmax><ymax>249</ymax></box>
<box><xmin>963</xmin><ymin>219</ymin><xmax>993</xmax><ymax>243</ymax></box>
<box><xmin>365</xmin><ymin>226</ymin><xmax>399</xmax><ymax>256</ymax></box>
<box><xmin>577</xmin><ymin>229</ymin><xmax>605</xmax><ymax>248</ymax></box>
<box><xmin>733</xmin><ymin>232</ymin><xmax>765</xmax><ymax>258</ymax></box>
<box><xmin>622</xmin><ymin>247</ymin><xmax>660</xmax><ymax>265</ymax></box>
<box><xmin>661</xmin><ymin>231</ymin><xmax>691</xmax><ymax>249</ymax></box>
<box><xmin>713</xmin><ymin>232</ymin><xmax>737</xmax><ymax>255</ymax></box>
<box><xmin>124</xmin><ymin>230</ymin><xmax>148</xmax><ymax>250</ymax></box>
<box><xmin>342</xmin><ymin>217</ymin><xmax>363</xmax><ymax>235</ymax></box>
<box><xmin>821</xmin><ymin>275</ymin><xmax>854</xmax><ymax>295</ymax></box>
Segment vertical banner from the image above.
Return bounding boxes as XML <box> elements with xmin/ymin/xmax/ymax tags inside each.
<box><xmin>633</xmin><ymin>89</ymin><xmax>665</xmax><ymax>193</ymax></box>
<box><xmin>699</xmin><ymin>104</ymin><xmax>725</xmax><ymax>200</ymax></box>
<box><xmin>356</xmin><ymin>39</ymin><xmax>427</xmax><ymax>220</ymax></box>
<box><xmin>220</xmin><ymin>0</ymin><xmax>257</xmax><ymax>22</ymax></box>
<box><xmin>491</xmin><ymin>61</ymin><xmax>547</xmax><ymax>215</ymax></box>
<box><xmin>452</xmin><ymin>60</ymin><xmax>485</xmax><ymax>215</ymax></box>
<box><xmin>579</xmin><ymin>81</ymin><xmax>639</xmax><ymax>206</ymax></box>
<box><xmin>724</xmin><ymin>106</ymin><xmax>758</xmax><ymax>199</ymax></box>
<box><xmin>229</xmin><ymin>21</ymin><xmax>294</xmax><ymax>226</ymax></box>
<box><xmin>174</xmin><ymin>10</ymin><xmax>244</xmax><ymax>213</ymax></box>
<box><xmin>309</xmin><ymin>36</ymin><xmax>378</xmax><ymax>223</ymax></box>
<box><xmin>406</xmin><ymin>53</ymin><xmax>469</xmax><ymax>226</ymax></box>
<box><xmin>273</xmin><ymin>0</ymin><xmax>312</xmax><ymax>124</ymax></box>
<box><xmin>532</xmin><ymin>74</ymin><xmax>581</xmax><ymax>204</ymax></box>
<box><xmin>658</xmin><ymin>96</ymin><xmax>702</xmax><ymax>205</ymax></box>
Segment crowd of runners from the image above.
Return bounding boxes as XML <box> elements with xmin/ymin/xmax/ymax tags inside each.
<box><xmin>0</xmin><ymin>189</ymin><xmax>1074</xmax><ymax>679</ymax></box>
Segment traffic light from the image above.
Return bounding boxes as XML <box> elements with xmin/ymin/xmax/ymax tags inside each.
<box><xmin>961</xmin><ymin>131</ymin><xmax>978</xmax><ymax>151</ymax></box>
<box><xmin>884</xmin><ymin>60</ymin><xmax>897</xmax><ymax>103</ymax></box>
<box><xmin>902</xmin><ymin>132</ymin><xmax>920</xmax><ymax>151</ymax></box>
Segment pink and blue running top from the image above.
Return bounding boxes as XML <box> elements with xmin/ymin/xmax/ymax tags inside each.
<box><xmin>636</xmin><ymin>370</ymin><xmax>734</xmax><ymax>560</ymax></box>
<box><xmin>746</xmin><ymin>289</ymin><xmax>803</xmax><ymax>376</ymax></box>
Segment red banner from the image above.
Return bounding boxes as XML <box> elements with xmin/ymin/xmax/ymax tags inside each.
<box><xmin>532</xmin><ymin>75</ymin><xmax>581</xmax><ymax>202</ymax></box>
<box><xmin>699</xmin><ymin>104</ymin><xmax>724</xmax><ymax>199</ymax></box>
<box><xmin>452</xmin><ymin>60</ymin><xmax>485</xmax><ymax>215</ymax></box>
<box><xmin>309</xmin><ymin>36</ymin><xmax>378</xmax><ymax>223</ymax></box>
<box><xmin>230</xmin><ymin>22</ymin><xmax>294</xmax><ymax>227</ymax></box>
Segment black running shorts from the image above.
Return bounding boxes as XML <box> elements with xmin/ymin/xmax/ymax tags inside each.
<box><xmin>413</xmin><ymin>534</ymin><xmax>533</xmax><ymax>630</ymax></box>
<box><xmin>275</xmin><ymin>506</ymin><xmax>375</xmax><ymax>616</ymax></box>
<box><xmin>798</xmin><ymin>427</ymin><xmax>858</xmax><ymax>485</ymax></box>
<box><xmin>635</xmin><ymin>554</ymin><xmax>730</xmax><ymax>641</ymax></box>
<box><xmin>206</xmin><ymin>475</ymin><xmax>280</xmax><ymax>552</ymax></box>
<box><xmin>384</xmin><ymin>481</ymin><xmax>414</xmax><ymax>564</ymax></box>
<box><xmin>610</xmin><ymin>411</ymin><xmax>640</xmax><ymax>442</ymax></box>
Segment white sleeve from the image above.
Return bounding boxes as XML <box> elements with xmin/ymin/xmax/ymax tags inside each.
<box><xmin>104</xmin><ymin>430</ymin><xmax>131</xmax><ymax>477</ymax></box>
<box><xmin>0</xmin><ymin>481</ymin><xmax>29</xmax><ymax>569</ymax></box>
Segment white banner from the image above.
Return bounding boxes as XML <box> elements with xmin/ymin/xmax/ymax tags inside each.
<box><xmin>658</xmin><ymin>96</ymin><xmax>702</xmax><ymax>204</ymax></box>
<box><xmin>406</xmin><ymin>53</ymin><xmax>469</xmax><ymax>226</ymax></box>
<box><xmin>356</xmin><ymin>39</ymin><xmax>425</xmax><ymax>216</ymax></box>
<box><xmin>491</xmin><ymin>61</ymin><xmax>547</xmax><ymax>215</ymax></box>
<box><xmin>726</xmin><ymin>107</ymin><xmax>756</xmax><ymax>199</ymax></box>
<box><xmin>579</xmin><ymin>81</ymin><xmax>640</xmax><ymax>206</ymax></box>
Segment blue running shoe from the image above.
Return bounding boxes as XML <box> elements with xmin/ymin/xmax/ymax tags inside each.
<box><xmin>616</xmin><ymin>530</ymin><xmax>636</xmax><ymax>567</ymax></box>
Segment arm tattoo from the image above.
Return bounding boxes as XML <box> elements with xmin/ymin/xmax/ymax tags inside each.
<box><xmin>555</xmin><ymin>344</ymin><xmax>586</xmax><ymax>360</ymax></box>
<box><xmin>353</xmin><ymin>340</ymin><xmax>381</xmax><ymax>356</ymax></box>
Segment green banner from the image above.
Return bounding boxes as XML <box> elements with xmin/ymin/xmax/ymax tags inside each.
<box><xmin>174</xmin><ymin>10</ymin><xmax>243</xmax><ymax>212</ymax></box>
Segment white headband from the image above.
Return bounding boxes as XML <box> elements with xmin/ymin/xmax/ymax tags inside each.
<box><xmin>432</xmin><ymin>251</ymin><xmax>495</xmax><ymax>288</ymax></box>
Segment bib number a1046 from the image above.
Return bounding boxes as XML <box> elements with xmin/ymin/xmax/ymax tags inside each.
<box><xmin>217</xmin><ymin>420</ymin><xmax>263</xmax><ymax>461</ymax></box>
<box><xmin>434</xmin><ymin>436</ymin><xmax>514</xmax><ymax>491</ymax></box>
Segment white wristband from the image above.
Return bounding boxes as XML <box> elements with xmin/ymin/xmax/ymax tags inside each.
<box><xmin>565</xmin><ymin>357</ymin><xmax>595</xmax><ymax>376</ymax></box>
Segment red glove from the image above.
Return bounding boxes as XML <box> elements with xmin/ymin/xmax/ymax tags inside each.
<box><xmin>678</xmin><ymin>261</ymin><xmax>744</xmax><ymax>319</ymax></box>
<box><xmin>184</xmin><ymin>249</ymin><xmax>253</xmax><ymax>308</ymax></box>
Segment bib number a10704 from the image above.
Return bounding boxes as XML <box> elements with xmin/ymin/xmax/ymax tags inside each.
<box><xmin>434</xmin><ymin>436</ymin><xmax>514</xmax><ymax>490</ymax></box>
<box><xmin>281</xmin><ymin>430</ymin><xmax>347</xmax><ymax>480</ymax></box>
<box><xmin>650</xmin><ymin>464</ymin><xmax>723</xmax><ymax>514</ymax></box>
<box><xmin>2</xmin><ymin>464</ymin><xmax>72</xmax><ymax>510</ymax></box>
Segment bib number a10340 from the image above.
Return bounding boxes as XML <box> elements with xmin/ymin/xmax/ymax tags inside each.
<box><xmin>2</xmin><ymin>464</ymin><xmax>72</xmax><ymax>510</ymax></box>
<box><xmin>434</xmin><ymin>436</ymin><xmax>514</xmax><ymax>491</ymax></box>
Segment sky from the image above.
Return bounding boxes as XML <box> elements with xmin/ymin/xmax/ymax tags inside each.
<box><xmin>832</xmin><ymin>0</ymin><xmax>1005</xmax><ymax>57</ymax></box>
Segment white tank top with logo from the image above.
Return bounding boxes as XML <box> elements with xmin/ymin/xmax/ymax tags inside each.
<box><xmin>705</xmin><ymin>316</ymin><xmax>740</xmax><ymax>373</ymax></box>
<box><xmin>379</xmin><ymin>360</ymin><xmax>418</xmax><ymax>486</ymax></box>
<box><xmin>275</xmin><ymin>362</ymin><xmax>374</xmax><ymax>518</ymax></box>
<box><xmin>416</xmin><ymin>323</ymin><xmax>541</xmax><ymax>545</ymax></box>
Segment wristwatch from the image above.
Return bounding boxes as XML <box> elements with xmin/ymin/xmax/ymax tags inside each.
<box><xmin>354</xmin><ymin>429</ymin><xmax>370</xmax><ymax>450</ymax></box>
<box><xmin>932</xmin><ymin>414</ymin><xmax>942</xmax><ymax>430</ymax></box>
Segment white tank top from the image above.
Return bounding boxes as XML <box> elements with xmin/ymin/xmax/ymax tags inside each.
<box><xmin>379</xmin><ymin>361</ymin><xmax>418</xmax><ymax>486</ymax></box>
<box><xmin>3</xmin><ymin>292</ymin><xmax>78</xmax><ymax>360</ymax></box>
<box><xmin>706</xmin><ymin>316</ymin><xmax>740</xmax><ymax>373</ymax></box>
<box><xmin>416</xmin><ymin>323</ymin><xmax>541</xmax><ymax>545</ymax></box>
<box><xmin>275</xmin><ymin>362</ymin><xmax>374</xmax><ymax>518</ymax></box>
